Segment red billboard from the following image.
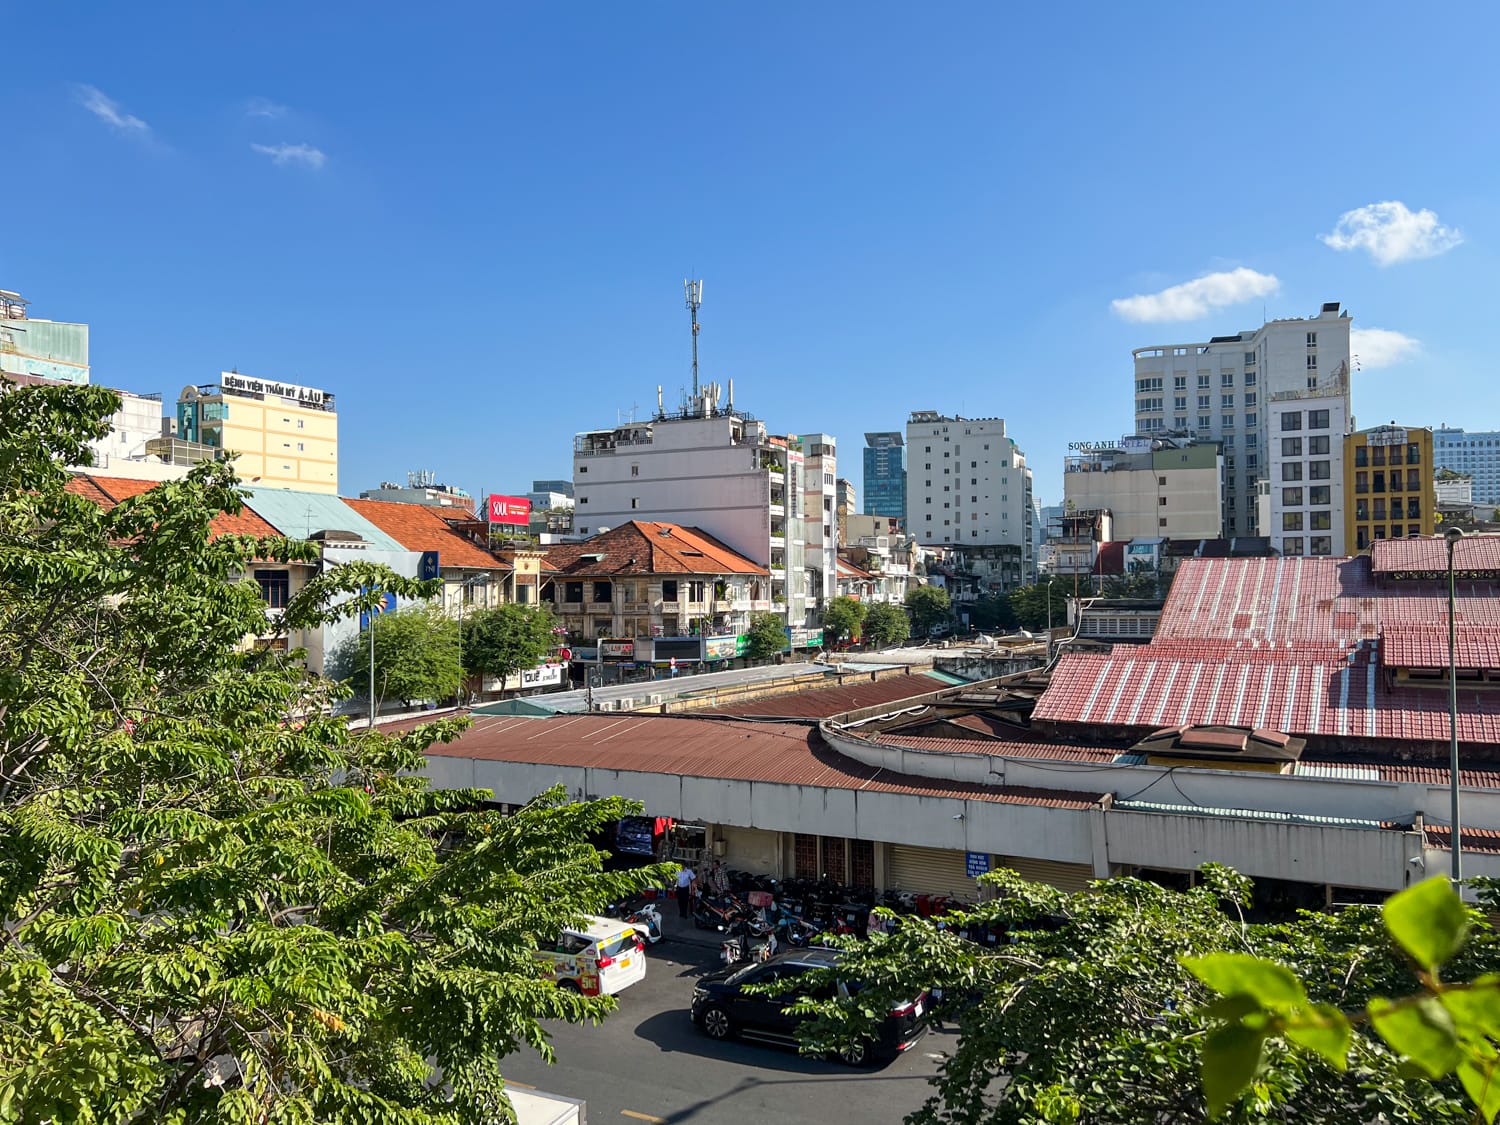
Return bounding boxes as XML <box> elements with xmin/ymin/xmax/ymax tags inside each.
<box><xmin>487</xmin><ymin>494</ymin><xmax>532</xmax><ymax>526</ymax></box>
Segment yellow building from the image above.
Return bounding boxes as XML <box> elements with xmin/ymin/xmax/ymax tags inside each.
<box><xmin>176</xmin><ymin>373</ymin><xmax>338</xmax><ymax>493</ymax></box>
<box><xmin>1344</xmin><ymin>424</ymin><xmax>1434</xmax><ymax>552</ymax></box>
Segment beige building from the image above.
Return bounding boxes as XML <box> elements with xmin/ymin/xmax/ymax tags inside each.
<box><xmin>176</xmin><ymin>372</ymin><xmax>338</xmax><ymax>493</ymax></box>
<box><xmin>1062</xmin><ymin>437</ymin><xmax>1223</xmax><ymax>541</ymax></box>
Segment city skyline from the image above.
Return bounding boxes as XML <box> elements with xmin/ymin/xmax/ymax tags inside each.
<box><xmin>5</xmin><ymin>2</ymin><xmax>1494</xmax><ymax>505</ymax></box>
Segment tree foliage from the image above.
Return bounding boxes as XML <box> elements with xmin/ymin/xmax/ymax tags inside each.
<box><xmin>862</xmin><ymin>602</ymin><xmax>910</xmax><ymax>647</ymax></box>
<box><xmin>1099</xmin><ymin>570</ymin><xmax>1171</xmax><ymax>600</ymax></box>
<box><xmin>1008</xmin><ymin>580</ymin><xmax>1069</xmax><ymax>632</ymax></box>
<box><xmin>969</xmin><ymin>594</ymin><xmax>1018</xmax><ymax>633</ymax></box>
<box><xmin>329</xmin><ymin>602</ymin><xmax>463</xmax><ymax>708</ymax></box>
<box><xmin>794</xmin><ymin>867</ymin><xmax>1487</xmax><ymax>1124</ymax></box>
<box><xmin>904</xmin><ymin>585</ymin><xmax>951</xmax><ymax>634</ymax></box>
<box><xmin>745</xmin><ymin>611</ymin><xmax>787</xmax><ymax>661</ymax></box>
<box><xmin>0</xmin><ymin>380</ymin><xmax>670</xmax><ymax>1123</ymax></box>
<box><xmin>822</xmin><ymin>596</ymin><xmax>866</xmax><ymax>645</ymax></box>
<box><xmin>461</xmin><ymin>604</ymin><xmax>558</xmax><ymax>692</ymax></box>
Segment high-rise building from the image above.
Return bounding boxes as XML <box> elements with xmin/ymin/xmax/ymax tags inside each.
<box><xmin>1433</xmin><ymin>427</ymin><xmax>1500</xmax><ymax>507</ymax></box>
<box><xmin>905</xmin><ymin>411</ymin><xmax>1034</xmax><ymax>583</ymax></box>
<box><xmin>0</xmin><ymin>290</ymin><xmax>89</xmax><ymax>384</ymax></box>
<box><xmin>176</xmin><ymin>372</ymin><xmax>338</xmax><ymax>494</ymax></box>
<box><xmin>571</xmin><ymin>385</ymin><xmax>833</xmax><ymax>628</ymax></box>
<box><xmin>1132</xmin><ymin>302</ymin><xmax>1351</xmax><ymax>537</ymax></box>
<box><xmin>1344</xmin><ymin>424</ymin><xmax>1434</xmax><ymax>552</ymax></box>
<box><xmin>862</xmin><ymin>432</ymin><xmax>906</xmax><ymax>520</ymax></box>
<box><xmin>1259</xmin><ymin>372</ymin><xmax>1351</xmax><ymax>557</ymax></box>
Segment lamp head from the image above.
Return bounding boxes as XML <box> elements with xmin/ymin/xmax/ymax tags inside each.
<box><xmin>1445</xmin><ymin>526</ymin><xmax>1466</xmax><ymax>547</ymax></box>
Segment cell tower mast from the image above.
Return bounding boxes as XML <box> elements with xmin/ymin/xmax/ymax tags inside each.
<box><xmin>684</xmin><ymin>279</ymin><xmax>703</xmax><ymax>399</ymax></box>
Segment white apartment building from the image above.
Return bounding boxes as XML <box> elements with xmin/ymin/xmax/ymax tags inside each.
<box><xmin>1133</xmin><ymin>302</ymin><xmax>1352</xmax><ymax>537</ymax></box>
<box><xmin>1264</xmin><ymin>375</ymin><xmax>1350</xmax><ymax>557</ymax></box>
<box><xmin>571</xmin><ymin>386</ymin><xmax>833</xmax><ymax>627</ymax></box>
<box><xmin>905</xmin><ymin>411</ymin><xmax>1035</xmax><ymax>582</ymax></box>
<box><xmin>797</xmin><ymin>434</ymin><xmax>839</xmax><ymax>608</ymax></box>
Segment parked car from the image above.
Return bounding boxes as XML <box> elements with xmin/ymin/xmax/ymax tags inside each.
<box><xmin>535</xmin><ymin>915</ymin><xmax>646</xmax><ymax>996</ymax></box>
<box><xmin>690</xmin><ymin>948</ymin><xmax>928</xmax><ymax>1065</ymax></box>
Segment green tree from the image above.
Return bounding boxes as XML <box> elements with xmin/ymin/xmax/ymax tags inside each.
<box><xmin>329</xmin><ymin>601</ymin><xmax>463</xmax><ymax>709</ymax></box>
<box><xmin>862</xmin><ymin>602</ymin><xmax>910</xmax><ymax>647</ymax></box>
<box><xmin>1101</xmin><ymin>570</ymin><xmax>1168</xmax><ymax>600</ymax></box>
<box><xmin>745</xmin><ymin>611</ymin><xmax>787</xmax><ymax>662</ymax></box>
<box><xmin>0</xmin><ymin>380</ymin><xmax>670</xmax><ymax>1123</ymax></box>
<box><xmin>822</xmin><ymin>596</ymin><xmax>866</xmax><ymax>646</ymax></box>
<box><xmin>1009</xmin><ymin>579</ymin><xmax>1069</xmax><ymax>632</ymax></box>
<box><xmin>904</xmin><ymin>585</ymin><xmax>951</xmax><ymax>634</ymax></box>
<box><xmin>462</xmin><ymin>603</ymin><xmax>558</xmax><ymax>694</ymax></box>
<box><xmin>970</xmin><ymin>593</ymin><xmax>1018</xmax><ymax>633</ymax></box>
<box><xmin>792</xmin><ymin>867</ymin><xmax>1483</xmax><ymax>1124</ymax></box>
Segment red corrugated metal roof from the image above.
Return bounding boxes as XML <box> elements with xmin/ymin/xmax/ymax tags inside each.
<box><xmin>1382</xmin><ymin>624</ymin><xmax>1500</xmax><ymax>669</ymax></box>
<box><xmin>1425</xmin><ymin>826</ymin><xmax>1500</xmax><ymax>854</ymax></box>
<box><xmin>1372</xmin><ymin>535</ymin><xmax>1500</xmax><ymax>575</ymax></box>
<box><xmin>343</xmin><ymin>498</ymin><xmax>505</xmax><ymax>570</ymax></box>
<box><xmin>429</xmin><ymin>714</ymin><xmax>1102</xmax><ymax>809</ymax></box>
<box><xmin>871</xmin><ymin>734</ymin><xmax>1118</xmax><ymax>763</ymax></box>
<box><xmin>66</xmin><ymin>473</ymin><xmax>281</xmax><ymax>539</ymax></box>
<box><xmin>1034</xmin><ymin>651</ymin><xmax>1500</xmax><ymax>743</ymax></box>
<box><xmin>704</xmin><ymin>673</ymin><xmax>948</xmax><ymax>718</ymax></box>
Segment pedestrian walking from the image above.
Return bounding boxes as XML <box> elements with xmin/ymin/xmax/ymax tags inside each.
<box><xmin>702</xmin><ymin>858</ymin><xmax>729</xmax><ymax>899</ymax></box>
<box><xmin>675</xmin><ymin>865</ymin><xmax>697</xmax><ymax>919</ymax></box>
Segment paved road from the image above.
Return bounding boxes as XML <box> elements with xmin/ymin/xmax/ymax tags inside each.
<box><xmin>498</xmin><ymin>936</ymin><xmax>955</xmax><ymax>1125</ymax></box>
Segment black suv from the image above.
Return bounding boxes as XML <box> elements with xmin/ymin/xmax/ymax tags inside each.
<box><xmin>690</xmin><ymin>948</ymin><xmax>928</xmax><ymax>1066</ymax></box>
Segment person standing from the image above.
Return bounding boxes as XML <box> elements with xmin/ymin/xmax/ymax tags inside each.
<box><xmin>675</xmin><ymin>865</ymin><xmax>697</xmax><ymax>919</ymax></box>
<box><xmin>702</xmin><ymin>859</ymin><xmax>729</xmax><ymax>900</ymax></box>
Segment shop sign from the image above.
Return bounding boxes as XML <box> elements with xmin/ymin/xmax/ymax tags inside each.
<box><xmin>704</xmin><ymin>635</ymin><xmax>738</xmax><ymax>660</ymax></box>
<box><xmin>519</xmin><ymin>663</ymin><xmax>564</xmax><ymax>689</ymax></box>
<box><xmin>966</xmin><ymin>851</ymin><xmax>991</xmax><ymax>877</ymax></box>
<box><xmin>599</xmin><ymin>638</ymin><xmax>635</xmax><ymax>659</ymax></box>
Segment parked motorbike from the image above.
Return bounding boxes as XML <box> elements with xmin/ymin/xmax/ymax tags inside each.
<box><xmin>624</xmin><ymin>901</ymin><xmax>663</xmax><ymax>944</ymax></box>
<box><xmin>720</xmin><ymin>916</ymin><xmax>778</xmax><ymax>966</ymax></box>
<box><xmin>693</xmin><ymin>893</ymin><xmax>747</xmax><ymax>932</ymax></box>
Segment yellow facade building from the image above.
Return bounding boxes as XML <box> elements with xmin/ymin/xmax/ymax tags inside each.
<box><xmin>176</xmin><ymin>373</ymin><xmax>338</xmax><ymax>493</ymax></box>
<box><xmin>1343</xmin><ymin>424</ymin><xmax>1434</xmax><ymax>552</ymax></box>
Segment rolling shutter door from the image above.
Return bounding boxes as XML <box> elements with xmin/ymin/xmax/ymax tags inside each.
<box><xmin>1001</xmin><ymin>856</ymin><xmax>1095</xmax><ymax>894</ymax></box>
<box><xmin>885</xmin><ymin>845</ymin><xmax>976</xmax><ymax>901</ymax></box>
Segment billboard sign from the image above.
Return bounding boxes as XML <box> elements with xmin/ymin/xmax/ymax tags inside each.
<box><xmin>519</xmin><ymin>663</ymin><xmax>565</xmax><ymax>689</ymax></box>
<box><xmin>704</xmin><ymin>635</ymin><xmax>737</xmax><ymax>660</ymax></box>
<box><xmin>1367</xmin><ymin>426</ymin><xmax>1409</xmax><ymax>447</ymax></box>
<box><xmin>418</xmin><ymin>551</ymin><xmax>441</xmax><ymax>581</ymax></box>
<box><xmin>599</xmin><ymin>638</ymin><xmax>635</xmax><ymax>659</ymax></box>
<box><xmin>487</xmin><ymin>494</ymin><xmax>532</xmax><ymax>526</ymax></box>
<box><xmin>221</xmin><ymin>371</ymin><xmax>327</xmax><ymax>407</ymax></box>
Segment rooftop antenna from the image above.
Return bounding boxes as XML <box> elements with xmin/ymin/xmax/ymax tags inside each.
<box><xmin>684</xmin><ymin>278</ymin><xmax>703</xmax><ymax>399</ymax></box>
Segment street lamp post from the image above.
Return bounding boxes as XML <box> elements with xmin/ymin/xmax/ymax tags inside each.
<box><xmin>1446</xmin><ymin>527</ymin><xmax>1465</xmax><ymax>883</ymax></box>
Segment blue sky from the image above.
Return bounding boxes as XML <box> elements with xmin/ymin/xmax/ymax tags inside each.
<box><xmin>7</xmin><ymin>2</ymin><xmax>1498</xmax><ymax>506</ymax></box>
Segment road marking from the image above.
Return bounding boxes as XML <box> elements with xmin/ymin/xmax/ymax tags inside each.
<box><xmin>507</xmin><ymin>1080</ymin><xmax>536</xmax><ymax>1089</ymax></box>
<box><xmin>621</xmin><ymin>1112</ymin><xmax>667</xmax><ymax>1123</ymax></box>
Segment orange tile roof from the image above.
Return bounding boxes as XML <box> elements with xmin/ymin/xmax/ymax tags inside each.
<box><xmin>343</xmin><ymin>498</ymin><xmax>506</xmax><ymax>570</ymax></box>
<box><xmin>66</xmin><ymin>473</ymin><xmax>281</xmax><ymax>539</ymax></box>
<box><xmin>542</xmin><ymin>520</ymin><xmax>767</xmax><ymax>577</ymax></box>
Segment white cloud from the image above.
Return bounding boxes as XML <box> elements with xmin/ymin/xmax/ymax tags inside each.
<box><xmin>245</xmin><ymin>96</ymin><xmax>288</xmax><ymax>119</ymax></box>
<box><xmin>1320</xmin><ymin>201</ymin><xmax>1463</xmax><ymax>266</ymax></box>
<box><xmin>1351</xmin><ymin>326</ymin><xmax>1420</xmax><ymax>370</ymax></box>
<box><xmin>76</xmin><ymin>85</ymin><xmax>150</xmax><ymax>136</ymax></box>
<box><xmin>251</xmin><ymin>142</ymin><xmax>326</xmax><ymax>170</ymax></box>
<box><xmin>1110</xmin><ymin>268</ymin><xmax>1280</xmax><ymax>323</ymax></box>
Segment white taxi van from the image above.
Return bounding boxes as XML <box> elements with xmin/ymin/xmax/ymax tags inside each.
<box><xmin>536</xmin><ymin>915</ymin><xmax>647</xmax><ymax>996</ymax></box>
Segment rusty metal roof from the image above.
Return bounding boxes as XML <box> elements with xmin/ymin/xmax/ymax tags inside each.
<box><xmin>429</xmin><ymin>713</ymin><xmax>1102</xmax><ymax>809</ymax></box>
<box><xmin>703</xmin><ymin>671</ymin><xmax>950</xmax><ymax>718</ymax></box>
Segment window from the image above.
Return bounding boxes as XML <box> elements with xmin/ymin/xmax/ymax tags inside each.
<box><xmin>1283</xmin><ymin>512</ymin><xmax>1304</xmax><ymax>531</ymax></box>
<box><xmin>1374</xmin><ymin>526</ymin><xmax>1387</xmax><ymax>541</ymax></box>
<box><xmin>1407</xmin><ymin>443</ymin><xmax>1421</xmax><ymax>465</ymax></box>
<box><xmin>1283</xmin><ymin>537</ymin><xmax>1305</xmax><ymax>556</ymax></box>
<box><xmin>1309</xmin><ymin>485</ymin><xmax>1331</xmax><ymax>505</ymax></box>
<box><xmin>1308</xmin><ymin>435</ymin><xmax>1329</xmax><ymax>455</ymax></box>
<box><xmin>1373</xmin><ymin>498</ymin><xmax>1387</xmax><ymax>520</ymax></box>
<box><xmin>1281</xmin><ymin>412</ymin><xmax>1303</xmax><ymax>431</ymax></box>
<box><xmin>1174</xmin><ymin>396</ymin><xmax>1187</xmax><ymax>410</ymax></box>
<box><xmin>1159</xmin><ymin>517</ymin><xmax>1168</xmax><ymax>528</ymax></box>
<box><xmin>1309</xmin><ymin>410</ymin><xmax>1330</xmax><ymax>429</ymax></box>
<box><xmin>578</xmin><ymin>465</ymin><xmax>588</xmax><ymax>474</ymax></box>
<box><xmin>296</xmin><ymin>442</ymin><xmax>304</xmax><ymax>451</ymax></box>
<box><xmin>1310</xmin><ymin>536</ymin><xmax>1332</xmax><ymax>556</ymax></box>
<box><xmin>630</xmin><ymin>498</ymin><xmax>638</xmax><ymax>509</ymax></box>
<box><xmin>1309</xmin><ymin>461</ymin><xmax>1331</xmax><ymax>480</ymax></box>
<box><xmin>1199</xmin><ymin>416</ymin><xmax>1212</xmax><ymax>430</ymax></box>
<box><xmin>1158</xmin><ymin>476</ymin><xmax>1167</xmax><ymax>486</ymax></box>
<box><xmin>687</xmin><ymin>580</ymin><xmax>706</xmax><ymax>602</ymax></box>
<box><xmin>254</xmin><ymin>569</ymin><xmax>290</xmax><ymax>609</ymax></box>
<box><xmin>1307</xmin><ymin>332</ymin><xmax>1317</xmax><ymax>346</ymax></box>
<box><xmin>1282</xmin><ymin>462</ymin><xmax>1303</xmax><ymax>481</ymax></box>
<box><xmin>592</xmin><ymin>581</ymin><xmax>613</xmax><ymax>603</ymax></box>
<box><xmin>1222</xmin><ymin>394</ymin><xmax>1234</xmax><ymax>408</ymax></box>
<box><xmin>1408</xmin><ymin>498</ymin><xmax>1422</xmax><ymax>520</ymax></box>
<box><xmin>1245</xmin><ymin>352</ymin><xmax>1256</xmax><ymax>365</ymax></box>
<box><xmin>578</xmin><ymin>496</ymin><xmax>588</xmax><ymax>504</ymax></box>
<box><xmin>1222</xmin><ymin>414</ymin><xmax>1235</xmax><ymax>430</ymax></box>
<box><xmin>1219</xmin><ymin>372</ymin><xmax>1232</xmax><ymax>388</ymax></box>
<box><xmin>296</xmin><ymin>419</ymin><xmax>304</xmax><ymax>429</ymax></box>
<box><xmin>1245</xmin><ymin>412</ymin><xmax>1257</xmax><ymax>428</ymax></box>
<box><xmin>1174</xmin><ymin>375</ymin><xmax>1187</xmax><ymax>390</ymax></box>
<box><xmin>1282</xmin><ymin>437</ymin><xmax>1302</xmax><ymax>456</ymax></box>
<box><xmin>971</xmin><ymin>461</ymin><xmax>977</xmax><ymax>468</ymax></box>
<box><xmin>1246</xmin><ymin>453</ymin><xmax>1259</xmax><ymax>470</ymax></box>
<box><xmin>1283</xmin><ymin>487</ymin><xmax>1303</xmax><ymax>506</ymax></box>
<box><xmin>564</xmin><ymin>582</ymin><xmax>584</xmax><ymax>603</ymax></box>
<box><xmin>1174</xmin><ymin>416</ymin><xmax>1188</xmax><ymax>428</ymax></box>
<box><xmin>1159</xmin><ymin>496</ymin><xmax>1168</xmax><ymax>506</ymax></box>
<box><xmin>1198</xmin><ymin>374</ymin><xmax>1210</xmax><ymax>388</ymax></box>
<box><xmin>1246</xmin><ymin>433</ymin><xmax>1258</xmax><ymax>448</ymax></box>
<box><xmin>1245</xmin><ymin>371</ymin><xmax>1257</xmax><ymax>386</ymax></box>
<box><xmin>1198</xmin><ymin>394</ymin><xmax>1211</xmax><ymax>409</ymax></box>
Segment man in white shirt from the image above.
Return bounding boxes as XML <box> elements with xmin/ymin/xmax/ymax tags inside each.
<box><xmin>675</xmin><ymin>865</ymin><xmax>697</xmax><ymax>919</ymax></box>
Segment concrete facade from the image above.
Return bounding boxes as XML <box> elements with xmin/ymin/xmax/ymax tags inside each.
<box><xmin>1062</xmin><ymin>437</ymin><xmax>1223</xmax><ymax>541</ymax></box>
<box><xmin>1265</xmin><ymin>376</ymin><xmax>1350</xmax><ymax>557</ymax></box>
<box><xmin>177</xmin><ymin>373</ymin><xmax>339</xmax><ymax>494</ymax></box>
<box><xmin>906</xmin><ymin>411</ymin><xmax>1034</xmax><ymax>581</ymax></box>
<box><xmin>1345</xmin><ymin>424</ymin><xmax>1436</xmax><ymax>552</ymax></box>
<box><xmin>1133</xmin><ymin>302</ymin><xmax>1352</xmax><ymax>537</ymax></box>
